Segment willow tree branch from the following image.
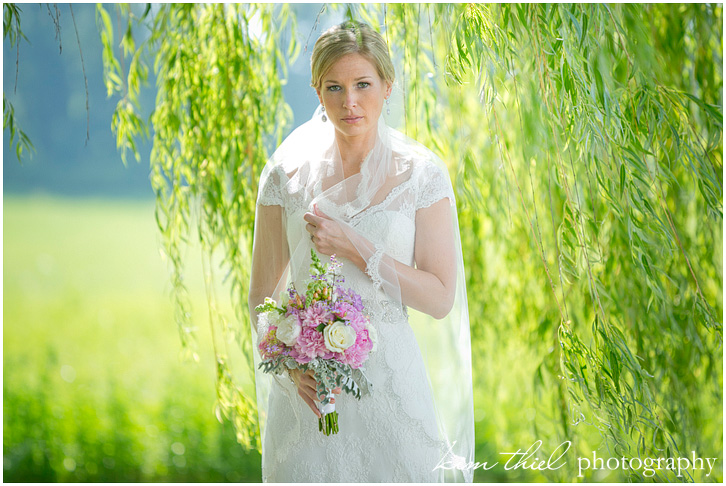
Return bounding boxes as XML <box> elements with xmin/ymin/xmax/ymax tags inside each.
<box><xmin>69</xmin><ymin>4</ymin><xmax>89</xmax><ymax>144</ymax></box>
<box><xmin>47</xmin><ymin>3</ymin><xmax>62</xmax><ymax>53</ymax></box>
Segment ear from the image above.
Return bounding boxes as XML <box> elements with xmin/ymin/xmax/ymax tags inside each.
<box><xmin>385</xmin><ymin>82</ymin><xmax>393</xmax><ymax>99</ymax></box>
<box><xmin>315</xmin><ymin>88</ymin><xmax>323</xmax><ymax>106</ymax></box>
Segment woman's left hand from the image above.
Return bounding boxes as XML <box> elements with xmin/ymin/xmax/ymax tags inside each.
<box><xmin>304</xmin><ymin>204</ymin><xmax>353</xmax><ymax>258</ymax></box>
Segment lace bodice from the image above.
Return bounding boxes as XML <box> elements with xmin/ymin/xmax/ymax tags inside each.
<box><xmin>259</xmin><ymin>153</ymin><xmax>453</xmax><ymax>215</ymax></box>
<box><xmin>259</xmin><ymin>157</ymin><xmax>454</xmax><ymax>286</ymax></box>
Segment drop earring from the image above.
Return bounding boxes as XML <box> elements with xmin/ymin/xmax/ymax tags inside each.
<box><xmin>386</xmin><ymin>98</ymin><xmax>390</xmax><ymax>116</ymax></box>
<box><xmin>321</xmin><ymin>106</ymin><xmax>327</xmax><ymax>122</ymax></box>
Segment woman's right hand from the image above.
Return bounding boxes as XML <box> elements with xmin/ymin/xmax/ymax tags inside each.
<box><xmin>289</xmin><ymin>368</ymin><xmax>341</xmax><ymax>418</ymax></box>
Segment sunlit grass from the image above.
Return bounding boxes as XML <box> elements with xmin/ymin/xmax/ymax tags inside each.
<box><xmin>3</xmin><ymin>195</ymin><xmax>261</xmax><ymax>481</ymax></box>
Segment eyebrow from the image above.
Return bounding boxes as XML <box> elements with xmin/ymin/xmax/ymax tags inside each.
<box><xmin>324</xmin><ymin>76</ymin><xmax>374</xmax><ymax>84</ymax></box>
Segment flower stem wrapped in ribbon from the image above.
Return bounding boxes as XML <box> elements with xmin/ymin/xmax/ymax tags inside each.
<box><xmin>256</xmin><ymin>249</ymin><xmax>377</xmax><ymax>435</ymax></box>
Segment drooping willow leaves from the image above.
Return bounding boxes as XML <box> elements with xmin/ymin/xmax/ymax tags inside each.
<box><xmin>101</xmin><ymin>3</ymin><xmax>722</xmax><ymax>481</ymax></box>
<box><xmin>3</xmin><ymin>3</ymin><xmax>35</xmax><ymax>161</ymax></box>
<box><xmin>374</xmin><ymin>3</ymin><xmax>721</xmax><ymax>481</ymax></box>
<box><xmin>97</xmin><ymin>3</ymin><xmax>298</xmax><ymax>450</ymax></box>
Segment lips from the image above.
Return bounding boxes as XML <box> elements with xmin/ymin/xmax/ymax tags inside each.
<box><xmin>342</xmin><ymin>116</ymin><xmax>363</xmax><ymax>124</ymax></box>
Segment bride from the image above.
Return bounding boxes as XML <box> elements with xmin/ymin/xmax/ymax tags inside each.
<box><xmin>249</xmin><ymin>21</ymin><xmax>475</xmax><ymax>482</ymax></box>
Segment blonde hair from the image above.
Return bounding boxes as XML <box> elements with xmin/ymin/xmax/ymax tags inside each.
<box><xmin>310</xmin><ymin>21</ymin><xmax>395</xmax><ymax>90</ymax></box>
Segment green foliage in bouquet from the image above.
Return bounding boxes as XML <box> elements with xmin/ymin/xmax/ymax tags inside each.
<box><xmin>255</xmin><ymin>249</ymin><xmax>369</xmax><ymax>404</ymax></box>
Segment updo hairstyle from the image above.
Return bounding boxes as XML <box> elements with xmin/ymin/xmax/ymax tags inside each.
<box><xmin>310</xmin><ymin>21</ymin><xmax>395</xmax><ymax>90</ymax></box>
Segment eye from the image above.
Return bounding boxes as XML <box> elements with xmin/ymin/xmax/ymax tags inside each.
<box><xmin>357</xmin><ymin>82</ymin><xmax>370</xmax><ymax>89</ymax></box>
<box><xmin>326</xmin><ymin>85</ymin><xmax>341</xmax><ymax>92</ymax></box>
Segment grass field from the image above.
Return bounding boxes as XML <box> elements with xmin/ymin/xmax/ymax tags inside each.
<box><xmin>3</xmin><ymin>195</ymin><xmax>261</xmax><ymax>482</ymax></box>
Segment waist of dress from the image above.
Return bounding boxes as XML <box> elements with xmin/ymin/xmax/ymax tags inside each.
<box><xmin>362</xmin><ymin>297</ymin><xmax>409</xmax><ymax>325</ymax></box>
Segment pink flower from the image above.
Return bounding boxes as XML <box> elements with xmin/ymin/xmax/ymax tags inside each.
<box><xmin>332</xmin><ymin>301</ymin><xmax>356</xmax><ymax>321</ymax></box>
<box><xmin>347</xmin><ymin>311</ymin><xmax>369</xmax><ymax>332</ymax></box>
<box><xmin>300</xmin><ymin>301</ymin><xmax>332</xmax><ymax>328</ymax></box>
<box><xmin>288</xmin><ymin>347</ymin><xmax>312</xmax><ymax>364</ymax></box>
<box><xmin>343</xmin><ymin>328</ymin><xmax>374</xmax><ymax>368</ymax></box>
<box><xmin>296</xmin><ymin>326</ymin><xmax>328</xmax><ymax>360</ymax></box>
<box><xmin>336</xmin><ymin>286</ymin><xmax>364</xmax><ymax>311</ymax></box>
<box><xmin>258</xmin><ymin>327</ymin><xmax>285</xmax><ymax>359</ymax></box>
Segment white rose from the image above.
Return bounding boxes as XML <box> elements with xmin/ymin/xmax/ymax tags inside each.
<box><xmin>275</xmin><ymin>314</ymin><xmax>301</xmax><ymax>346</ymax></box>
<box><xmin>324</xmin><ymin>322</ymin><xmax>357</xmax><ymax>353</ymax></box>
<box><xmin>367</xmin><ymin>323</ymin><xmax>378</xmax><ymax>353</ymax></box>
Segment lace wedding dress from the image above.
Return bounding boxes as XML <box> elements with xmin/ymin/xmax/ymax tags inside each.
<box><xmin>257</xmin><ymin>158</ymin><xmax>454</xmax><ymax>482</ymax></box>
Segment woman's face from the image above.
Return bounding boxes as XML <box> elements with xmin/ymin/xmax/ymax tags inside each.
<box><xmin>316</xmin><ymin>52</ymin><xmax>392</xmax><ymax>143</ymax></box>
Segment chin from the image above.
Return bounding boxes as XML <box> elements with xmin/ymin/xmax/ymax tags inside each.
<box><xmin>335</xmin><ymin>120</ymin><xmax>376</xmax><ymax>138</ymax></box>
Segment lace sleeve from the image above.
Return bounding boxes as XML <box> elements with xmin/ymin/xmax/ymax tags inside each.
<box><xmin>415</xmin><ymin>161</ymin><xmax>455</xmax><ymax>210</ymax></box>
<box><xmin>365</xmin><ymin>243</ymin><xmax>385</xmax><ymax>291</ymax></box>
<box><xmin>257</xmin><ymin>165</ymin><xmax>288</xmax><ymax>207</ymax></box>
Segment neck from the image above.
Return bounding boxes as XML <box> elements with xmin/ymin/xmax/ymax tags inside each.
<box><xmin>335</xmin><ymin>126</ymin><xmax>378</xmax><ymax>178</ymax></box>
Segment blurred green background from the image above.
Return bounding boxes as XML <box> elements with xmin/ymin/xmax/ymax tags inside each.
<box><xmin>1</xmin><ymin>3</ymin><xmax>302</xmax><ymax>481</ymax></box>
<box><xmin>3</xmin><ymin>196</ymin><xmax>261</xmax><ymax>481</ymax></box>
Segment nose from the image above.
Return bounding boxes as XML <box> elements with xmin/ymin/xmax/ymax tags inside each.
<box><xmin>343</xmin><ymin>91</ymin><xmax>357</xmax><ymax>109</ymax></box>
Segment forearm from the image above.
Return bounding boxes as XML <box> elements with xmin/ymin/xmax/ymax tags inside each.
<box><xmin>248</xmin><ymin>275</ymin><xmax>283</xmax><ymax>311</ymax></box>
<box><xmin>395</xmin><ymin>260</ymin><xmax>455</xmax><ymax>319</ymax></box>
<box><xmin>344</xmin><ymin>243</ymin><xmax>455</xmax><ymax>320</ymax></box>
<box><xmin>249</xmin><ymin>260</ymin><xmax>289</xmax><ymax>331</ymax></box>
<box><xmin>310</xmin><ymin>199</ymin><xmax>457</xmax><ymax>320</ymax></box>
<box><xmin>249</xmin><ymin>204</ymin><xmax>290</xmax><ymax>332</ymax></box>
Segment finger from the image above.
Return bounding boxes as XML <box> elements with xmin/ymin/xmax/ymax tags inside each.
<box><xmin>303</xmin><ymin>212</ymin><xmax>323</xmax><ymax>225</ymax></box>
<box><xmin>298</xmin><ymin>389</ymin><xmax>321</xmax><ymax>418</ymax></box>
<box><xmin>307</xmin><ymin>388</ymin><xmax>322</xmax><ymax>403</ymax></box>
<box><xmin>299</xmin><ymin>381</ymin><xmax>321</xmax><ymax>404</ymax></box>
<box><xmin>305</xmin><ymin>223</ymin><xmax>316</xmax><ymax>235</ymax></box>
<box><xmin>314</xmin><ymin>203</ymin><xmax>334</xmax><ymax>220</ymax></box>
<box><xmin>300</xmin><ymin>373</ymin><xmax>321</xmax><ymax>398</ymax></box>
<box><xmin>300</xmin><ymin>376</ymin><xmax>318</xmax><ymax>394</ymax></box>
<box><xmin>332</xmin><ymin>387</ymin><xmax>342</xmax><ymax>394</ymax></box>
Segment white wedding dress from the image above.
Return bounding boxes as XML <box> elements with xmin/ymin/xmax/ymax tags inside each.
<box><xmin>257</xmin><ymin>157</ymin><xmax>454</xmax><ymax>482</ymax></box>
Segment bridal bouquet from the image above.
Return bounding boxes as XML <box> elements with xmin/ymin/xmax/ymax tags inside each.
<box><xmin>256</xmin><ymin>249</ymin><xmax>377</xmax><ymax>435</ymax></box>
